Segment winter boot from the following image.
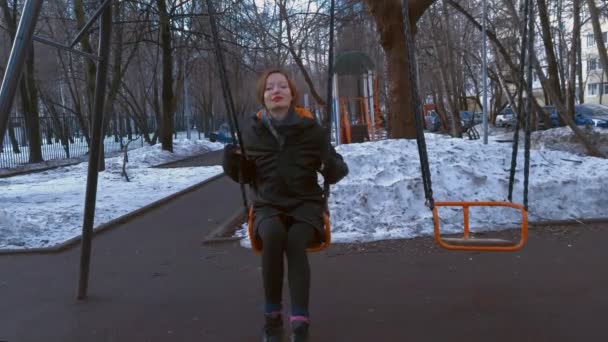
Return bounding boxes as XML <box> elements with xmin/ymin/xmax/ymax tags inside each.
<box><xmin>290</xmin><ymin>317</ymin><xmax>310</xmax><ymax>342</ymax></box>
<box><xmin>263</xmin><ymin>312</ymin><xmax>283</xmax><ymax>342</ymax></box>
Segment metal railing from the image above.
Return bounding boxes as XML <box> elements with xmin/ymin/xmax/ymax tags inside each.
<box><xmin>0</xmin><ymin>113</ymin><xmax>160</xmax><ymax>169</ymax></box>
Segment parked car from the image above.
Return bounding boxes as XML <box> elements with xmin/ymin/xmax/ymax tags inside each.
<box><xmin>573</xmin><ymin>104</ymin><xmax>608</xmax><ymax>128</ymax></box>
<box><xmin>209</xmin><ymin>123</ymin><xmax>235</xmax><ymax>144</ymax></box>
<box><xmin>459</xmin><ymin>111</ymin><xmax>478</xmax><ymax>130</ymax></box>
<box><xmin>496</xmin><ymin>107</ymin><xmax>516</xmax><ymax>127</ymax></box>
<box><xmin>438</xmin><ymin>111</ymin><xmax>480</xmax><ymax>131</ymax></box>
<box><xmin>543</xmin><ymin>104</ymin><xmax>608</xmax><ymax>128</ymax></box>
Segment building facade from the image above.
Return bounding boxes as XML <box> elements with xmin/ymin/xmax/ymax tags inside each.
<box><xmin>581</xmin><ymin>17</ymin><xmax>608</xmax><ymax>104</ymax></box>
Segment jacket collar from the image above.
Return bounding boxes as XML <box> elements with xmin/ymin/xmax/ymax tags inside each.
<box><xmin>255</xmin><ymin>106</ymin><xmax>316</xmax><ymax>129</ymax></box>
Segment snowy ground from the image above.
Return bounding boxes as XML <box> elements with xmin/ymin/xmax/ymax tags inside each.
<box><xmin>1</xmin><ymin>126</ymin><xmax>607</xmax><ymax>250</ymax></box>
<box><xmin>236</xmin><ymin>127</ymin><xmax>608</xmax><ymax>247</ymax></box>
<box><xmin>0</xmin><ymin>131</ymin><xmax>207</xmax><ymax>172</ymax></box>
<box><xmin>0</xmin><ymin>138</ymin><xmax>224</xmax><ymax>249</ymax></box>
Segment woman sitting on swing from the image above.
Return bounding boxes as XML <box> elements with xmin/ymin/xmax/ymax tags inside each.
<box><xmin>222</xmin><ymin>67</ymin><xmax>349</xmax><ymax>341</ymax></box>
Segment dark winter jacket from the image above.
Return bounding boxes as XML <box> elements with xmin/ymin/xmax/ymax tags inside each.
<box><xmin>222</xmin><ymin>107</ymin><xmax>349</xmax><ymax>240</ymax></box>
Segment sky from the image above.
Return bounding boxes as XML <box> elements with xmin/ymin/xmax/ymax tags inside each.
<box><xmin>1</xmin><ymin>125</ymin><xmax>607</xmax><ymax>250</ymax></box>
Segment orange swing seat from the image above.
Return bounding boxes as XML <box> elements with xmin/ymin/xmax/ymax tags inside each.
<box><xmin>247</xmin><ymin>206</ymin><xmax>332</xmax><ymax>253</ymax></box>
<box><xmin>432</xmin><ymin>201</ymin><xmax>528</xmax><ymax>252</ymax></box>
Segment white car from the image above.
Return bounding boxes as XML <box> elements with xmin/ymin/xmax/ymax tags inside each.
<box><xmin>496</xmin><ymin>113</ymin><xmax>515</xmax><ymax>127</ymax></box>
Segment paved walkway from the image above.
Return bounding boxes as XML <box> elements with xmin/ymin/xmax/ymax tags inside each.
<box><xmin>1</xmin><ymin>150</ymin><xmax>607</xmax><ymax>341</ymax></box>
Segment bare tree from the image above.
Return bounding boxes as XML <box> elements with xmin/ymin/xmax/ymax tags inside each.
<box><xmin>537</xmin><ymin>0</ymin><xmax>564</xmax><ymax>105</ymax></box>
<box><xmin>568</xmin><ymin>0</ymin><xmax>581</xmax><ymax>118</ymax></box>
<box><xmin>362</xmin><ymin>0</ymin><xmax>435</xmax><ymax>139</ymax></box>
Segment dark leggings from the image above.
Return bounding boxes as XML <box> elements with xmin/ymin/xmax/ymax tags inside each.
<box><xmin>258</xmin><ymin>215</ymin><xmax>316</xmax><ymax>316</ymax></box>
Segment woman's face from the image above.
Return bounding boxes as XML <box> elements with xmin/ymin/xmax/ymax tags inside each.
<box><xmin>264</xmin><ymin>73</ymin><xmax>293</xmax><ymax>117</ymax></box>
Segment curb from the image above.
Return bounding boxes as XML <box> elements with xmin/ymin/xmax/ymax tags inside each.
<box><xmin>528</xmin><ymin>217</ymin><xmax>608</xmax><ymax>227</ymax></box>
<box><xmin>0</xmin><ymin>159</ymin><xmax>82</xmax><ymax>178</ymax></box>
<box><xmin>153</xmin><ymin>153</ymin><xmax>214</xmax><ymax>168</ymax></box>
<box><xmin>201</xmin><ymin>209</ymin><xmax>247</xmax><ymax>244</ymax></box>
<box><xmin>199</xmin><ymin>215</ymin><xmax>608</xmax><ymax>246</ymax></box>
<box><xmin>153</xmin><ymin>149</ymin><xmax>224</xmax><ymax>169</ymax></box>
<box><xmin>0</xmin><ymin>173</ymin><xmax>225</xmax><ymax>256</ymax></box>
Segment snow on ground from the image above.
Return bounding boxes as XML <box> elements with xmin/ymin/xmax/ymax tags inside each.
<box><xmin>2</xmin><ymin>126</ymin><xmax>607</xmax><ymax>250</ymax></box>
<box><xmin>237</xmin><ymin>128</ymin><xmax>608</xmax><ymax>247</ymax></box>
<box><xmin>0</xmin><ymin>137</ymin><xmax>224</xmax><ymax>249</ymax></box>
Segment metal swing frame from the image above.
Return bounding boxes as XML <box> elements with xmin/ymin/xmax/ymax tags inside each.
<box><xmin>401</xmin><ymin>0</ymin><xmax>535</xmax><ymax>252</ymax></box>
<box><xmin>0</xmin><ymin>0</ymin><xmax>114</xmax><ymax>298</ymax></box>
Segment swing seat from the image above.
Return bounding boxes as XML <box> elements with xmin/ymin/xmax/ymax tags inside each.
<box><xmin>247</xmin><ymin>207</ymin><xmax>331</xmax><ymax>253</ymax></box>
<box><xmin>432</xmin><ymin>201</ymin><xmax>528</xmax><ymax>252</ymax></box>
<box><xmin>441</xmin><ymin>237</ymin><xmax>515</xmax><ymax>247</ymax></box>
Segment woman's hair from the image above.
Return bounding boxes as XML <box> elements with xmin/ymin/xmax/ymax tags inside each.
<box><xmin>256</xmin><ymin>67</ymin><xmax>298</xmax><ymax>107</ymax></box>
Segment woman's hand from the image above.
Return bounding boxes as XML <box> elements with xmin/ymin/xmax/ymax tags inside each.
<box><xmin>319</xmin><ymin>146</ymin><xmax>349</xmax><ymax>184</ymax></box>
<box><xmin>222</xmin><ymin>144</ymin><xmax>256</xmax><ymax>184</ymax></box>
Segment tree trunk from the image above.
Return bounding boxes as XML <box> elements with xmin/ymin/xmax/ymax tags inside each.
<box><xmin>7</xmin><ymin>119</ymin><xmax>20</xmax><ymax>153</ymax></box>
<box><xmin>157</xmin><ymin>0</ymin><xmax>174</xmax><ymax>152</ymax></box>
<box><xmin>21</xmin><ymin>51</ymin><xmax>42</xmax><ymax>163</ymax></box>
<box><xmin>601</xmin><ymin>73</ymin><xmax>605</xmax><ymax>105</ymax></box>
<box><xmin>55</xmin><ymin>47</ymin><xmax>91</xmax><ymax>145</ymax></box>
<box><xmin>74</xmin><ymin>0</ymin><xmax>97</xmax><ymax>118</ymax></box>
<box><xmin>362</xmin><ymin>0</ymin><xmax>435</xmax><ymax>138</ymax></box>
<box><xmin>40</xmin><ymin>93</ymin><xmax>70</xmax><ymax>158</ymax></box>
<box><xmin>537</xmin><ymin>0</ymin><xmax>564</xmax><ymax>104</ymax></box>
<box><xmin>99</xmin><ymin>1</ymin><xmax>133</xmax><ymax>170</ymax></box>
<box><xmin>556</xmin><ymin>0</ymin><xmax>567</xmax><ymax>96</ymax></box>
<box><xmin>464</xmin><ymin>59</ymin><xmax>483</xmax><ymax>112</ymax></box>
<box><xmin>567</xmin><ymin>0</ymin><xmax>581</xmax><ymax>121</ymax></box>
<box><xmin>432</xmin><ymin>37</ymin><xmax>461</xmax><ymax>137</ymax></box>
<box><xmin>440</xmin><ymin>0</ymin><xmax>462</xmax><ymax>136</ymax></box>
<box><xmin>578</xmin><ymin>32</ymin><xmax>585</xmax><ymax>103</ymax></box>
<box><xmin>432</xmin><ymin>77</ymin><xmax>451</xmax><ymax>132</ymax></box>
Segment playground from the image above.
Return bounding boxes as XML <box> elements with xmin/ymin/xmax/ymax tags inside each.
<box><xmin>1</xmin><ymin>157</ymin><xmax>607</xmax><ymax>341</ymax></box>
<box><xmin>2</xmin><ymin>0</ymin><xmax>608</xmax><ymax>341</ymax></box>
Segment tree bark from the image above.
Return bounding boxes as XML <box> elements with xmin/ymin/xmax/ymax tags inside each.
<box><xmin>157</xmin><ymin>0</ymin><xmax>174</xmax><ymax>152</ymax></box>
<box><xmin>431</xmin><ymin>27</ymin><xmax>461</xmax><ymax>137</ymax></box>
<box><xmin>21</xmin><ymin>47</ymin><xmax>42</xmax><ymax>163</ymax></box>
<box><xmin>537</xmin><ymin>0</ymin><xmax>564</xmax><ymax>104</ymax></box>
<box><xmin>362</xmin><ymin>0</ymin><xmax>435</xmax><ymax>138</ymax></box>
<box><xmin>464</xmin><ymin>58</ymin><xmax>483</xmax><ymax>112</ymax></box>
<box><xmin>74</xmin><ymin>0</ymin><xmax>97</xmax><ymax>118</ymax></box>
<box><xmin>439</xmin><ymin>0</ymin><xmax>462</xmax><ymax>136</ymax></box>
<box><xmin>556</xmin><ymin>0</ymin><xmax>567</xmax><ymax>97</ymax></box>
<box><xmin>578</xmin><ymin>32</ymin><xmax>585</xmax><ymax>103</ymax></box>
<box><xmin>567</xmin><ymin>0</ymin><xmax>581</xmax><ymax>121</ymax></box>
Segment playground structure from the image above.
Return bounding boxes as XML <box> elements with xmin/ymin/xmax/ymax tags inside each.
<box><xmin>2</xmin><ymin>1</ymin><xmax>606</xmax><ymax>340</ymax></box>
<box><xmin>0</xmin><ymin>0</ymin><xmax>532</xmax><ymax>303</ymax></box>
<box><xmin>331</xmin><ymin>51</ymin><xmax>385</xmax><ymax>144</ymax></box>
<box><xmin>338</xmin><ymin>76</ymin><xmax>385</xmax><ymax>144</ymax></box>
